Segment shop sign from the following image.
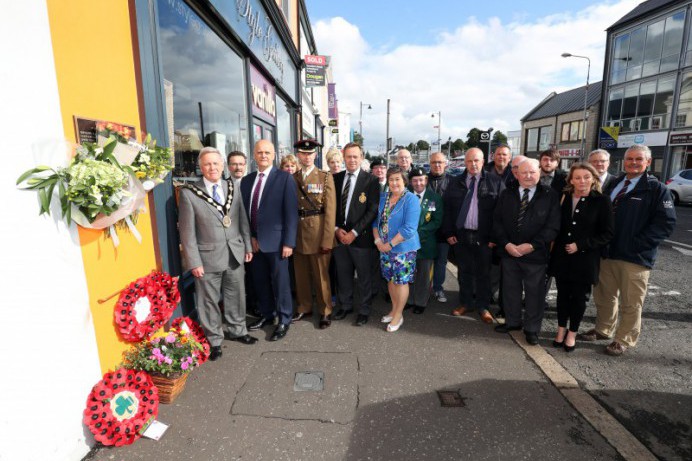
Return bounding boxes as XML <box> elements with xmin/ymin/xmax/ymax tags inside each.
<box><xmin>304</xmin><ymin>55</ymin><xmax>326</xmax><ymax>87</ymax></box>
<box><xmin>328</xmin><ymin>119</ymin><xmax>338</xmax><ymax>127</ymax></box>
<box><xmin>209</xmin><ymin>0</ymin><xmax>297</xmax><ymax>100</ymax></box>
<box><xmin>250</xmin><ymin>64</ymin><xmax>276</xmax><ymax>124</ymax></box>
<box><xmin>331</xmin><ymin>128</ymin><xmax>339</xmax><ymax>134</ymax></box>
<box><xmin>328</xmin><ymin>83</ymin><xmax>338</xmax><ymax>119</ymax></box>
<box><xmin>599</xmin><ymin>126</ymin><xmax>619</xmax><ymax>149</ymax></box>
<box><xmin>669</xmin><ymin>130</ymin><xmax>692</xmax><ymax>145</ymax></box>
<box><xmin>558</xmin><ymin>148</ymin><xmax>580</xmax><ymax>158</ymax></box>
<box><xmin>617</xmin><ymin>131</ymin><xmax>668</xmax><ymax>148</ymax></box>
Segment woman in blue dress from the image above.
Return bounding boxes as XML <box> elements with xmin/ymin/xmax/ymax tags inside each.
<box><xmin>372</xmin><ymin>167</ymin><xmax>421</xmax><ymax>332</ymax></box>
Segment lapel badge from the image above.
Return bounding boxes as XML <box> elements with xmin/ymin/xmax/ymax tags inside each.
<box><xmin>425</xmin><ymin>212</ymin><xmax>431</xmax><ymax>222</ymax></box>
<box><xmin>359</xmin><ymin>192</ymin><xmax>366</xmax><ymax>203</ymax></box>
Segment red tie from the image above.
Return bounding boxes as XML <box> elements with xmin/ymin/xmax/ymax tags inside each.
<box><xmin>612</xmin><ymin>179</ymin><xmax>631</xmax><ymax>212</ymax></box>
<box><xmin>250</xmin><ymin>172</ymin><xmax>264</xmax><ymax>232</ymax></box>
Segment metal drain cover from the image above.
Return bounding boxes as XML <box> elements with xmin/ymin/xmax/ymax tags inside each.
<box><xmin>294</xmin><ymin>371</ymin><xmax>324</xmax><ymax>391</ymax></box>
<box><xmin>437</xmin><ymin>390</ymin><xmax>466</xmax><ymax>407</ymax></box>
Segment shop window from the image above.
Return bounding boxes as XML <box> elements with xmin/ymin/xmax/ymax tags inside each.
<box><xmin>157</xmin><ymin>0</ymin><xmax>249</xmax><ymax>180</ymax></box>
<box><xmin>560</xmin><ymin>121</ymin><xmax>583</xmax><ymax>142</ymax></box>
<box><xmin>675</xmin><ymin>72</ymin><xmax>692</xmax><ymax>128</ymax></box>
<box><xmin>276</xmin><ymin>95</ymin><xmax>292</xmax><ymax>159</ymax></box>
<box><xmin>525</xmin><ymin>126</ymin><xmax>552</xmax><ymax>152</ymax></box>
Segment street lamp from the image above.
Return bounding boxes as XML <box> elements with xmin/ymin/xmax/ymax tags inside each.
<box><xmin>562</xmin><ymin>52</ymin><xmax>591</xmax><ymax>161</ymax></box>
<box><xmin>359</xmin><ymin>102</ymin><xmax>372</xmax><ymax>147</ymax></box>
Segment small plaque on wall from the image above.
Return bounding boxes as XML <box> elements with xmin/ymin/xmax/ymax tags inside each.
<box><xmin>73</xmin><ymin>116</ymin><xmax>135</xmax><ymax>144</ymax></box>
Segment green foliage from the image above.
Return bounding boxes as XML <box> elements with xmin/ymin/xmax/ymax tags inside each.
<box><xmin>122</xmin><ymin>330</ymin><xmax>203</xmax><ymax>377</ymax></box>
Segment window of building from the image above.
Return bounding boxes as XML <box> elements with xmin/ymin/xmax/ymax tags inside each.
<box><xmin>560</xmin><ymin>120</ymin><xmax>583</xmax><ymax>142</ymax></box>
<box><xmin>525</xmin><ymin>125</ymin><xmax>552</xmax><ymax>152</ymax></box>
<box><xmin>280</xmin><ymin>0</ymin><xmax>290</xmax><ymax>23</ymax></box>
<box><xmin>276</xmin><ymin>95</ymin><xmax>292</xmax><ymax>159</ymax></box>
<box><xmin>606</xmin><ymin>74</ymin><xmax>675</xmax><ymax>132</ymax></box>
<box><xmin>676</xmin><ymin>72</ymin><xmax>692</xmax><ymax>127</ymax></box>
<box><xmin>157</xmin><ymin>0</ymin><xmax>249</xmax><ymax>179</ymax></box>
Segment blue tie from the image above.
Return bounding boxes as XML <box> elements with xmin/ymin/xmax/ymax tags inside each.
<box><xmin>212</xmin><ymin>184</ymin><xmax>222</xmax><ymax>205</ymax></box>
<box><xmin>456</xmin><ymin>176</ymin><xmax>476</xmax><ymax>229</ymax></box>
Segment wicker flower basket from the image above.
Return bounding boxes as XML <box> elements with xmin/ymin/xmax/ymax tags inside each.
<box><xmin>149</xmin><ymin>372</ymin><xmax>189</xmax><ymax>404</ymax></box>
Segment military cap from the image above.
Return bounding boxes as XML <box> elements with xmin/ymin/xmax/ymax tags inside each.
<box><xmin>294</xmin><ymin>138</ymin><xmax>322</xmax><ymax>153</ymax></box>
<box><xmin>370</xmin><ymin>156</ymin><xmax>386</xmax><ymax>168</ymax></box>
<box><xmin>409</xmin><ymin>167</ymin><xmax>426</xmax><ymax>179</ymax></box>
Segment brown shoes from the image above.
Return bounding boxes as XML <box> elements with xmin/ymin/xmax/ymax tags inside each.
<box><xmin>577</xmin><ymin>328</ymin><xmax>610</xmax><ymax>342</ymax></box>
<box><xmin>451</xmin><ymin>306</ymin><xmax>467</xmax><ymax>316</ymax></box>
<box><xmin>605</xmin><ymin>341</ymin><xmax>627</xmax><ymax>356</ymax></box>
<box><xmin>480</xmin><ymin>311</ymin><xmax>494</xmax><ymax>324</ymax></box>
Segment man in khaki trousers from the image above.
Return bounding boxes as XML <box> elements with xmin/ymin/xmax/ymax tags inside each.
<box><xmin>291</xmin><ymin>139</ymin><xmax>337</xmax><ymax>329</ymax></box>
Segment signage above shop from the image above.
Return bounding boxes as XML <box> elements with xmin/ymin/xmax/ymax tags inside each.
<box><xmin>617</xmin><ymin>131</ymin><xmax>668</xmax><ymax>148</ymax></box>
<box><xmin>328</xmin><ymin>119</ymin><xmax>338</xmax><ymax>127</ymax></box>
<box><xmin>599</xmin><ymin>126</ymin><xmax>619</xmax><ymax>150</ymax></box>
<box><xmin>669</xmin><ymin>130</ymin><xmax>692</xmax><ymax>145</ymax></box>
<box><xmin>558</xmin><ymin>148</ymin><xmax>580</xmax><ymax>158</ymax></box>
<box><xmin>250</xmin><ymin>64</ymin><xmax>276</xmax><ymax>124</ymax></box>
<box><xmin>304</xmin><ymin>54</ymin><xmax>327</xmax><ymax>87</ymax></box>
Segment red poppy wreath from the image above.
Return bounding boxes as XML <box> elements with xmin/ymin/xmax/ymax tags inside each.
<box><xmin>83</xmin><ymin>368</ymin><xmax>158</xmax><ymax>447</ymax></box>
<box><xmin>114</xmin><ymin>275</ymin><xmax>170</xmax><ymax>342</ymax></box>
<box><xmin>171</xmin><ymin>316</ymin><xmax>210</xmax><ymax>364</ymax></box>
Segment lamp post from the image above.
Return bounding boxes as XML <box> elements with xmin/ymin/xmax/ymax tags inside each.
<box><xmin>561</xmin><ymin>52</ymin><xmax>591</xmax><ymax>161</ymax></box>
<box><xmin>359</xmin><ymin>101</ymin><xmax>372</xmax><ymax>147</ymax></box>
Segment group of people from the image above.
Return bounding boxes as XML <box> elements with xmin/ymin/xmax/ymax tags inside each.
<box><xmin>178</xmin><ymin>139</ymin><xmax>676</xmax><ymax>361</ymax></box>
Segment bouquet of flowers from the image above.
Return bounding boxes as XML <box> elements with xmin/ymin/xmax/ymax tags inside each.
<box><xmin>122</xmin><ymin>328</ymin><xmax>204</xmax><ymax>378</ymax></box>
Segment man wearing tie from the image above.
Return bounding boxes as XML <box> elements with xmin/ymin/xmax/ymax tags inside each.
<box><xmin>493</xmin><ymin>159</ymin><xmax>560</xmax><ymax>345</ymax></box>
<box><xmin>241</xmin><ymin>140</ymin><xmax>298</xmax><ymax>341</ymax></box>
<box><xmin>332</xmin><ymin>143</ymin><xmax>380</xmax><ymax>325</ymax></box>
<box><xmin>178</xmin><ymin>147</ymin><xmax>256</xmax><ymax>362</ymax></box>
<box><xmin>588</xmin><ymin>149</ymin><xmax>617</xmax><ymax>191</ymax></box>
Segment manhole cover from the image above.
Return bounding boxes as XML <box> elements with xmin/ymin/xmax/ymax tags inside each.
<box><xmin>294</xmin><ymin>371</ymin><xmax>324</xmax><ymax>391</ymax></box>
<box><xmin>437</xmin><ymin>390</ymin><xmax>466</xmax><ymax>407</ymax></box>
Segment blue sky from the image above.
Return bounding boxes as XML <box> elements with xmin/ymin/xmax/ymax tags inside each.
<box><xmin>306</xmin><ymin>0</ymin><xmax>642</xmax><ymax>152</ymax></box>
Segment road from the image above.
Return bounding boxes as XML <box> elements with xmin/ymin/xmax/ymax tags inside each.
<box><xmin>668</xmin><ymin>204</ymin><xmax>692</xmax><ymax>247</ymax></box>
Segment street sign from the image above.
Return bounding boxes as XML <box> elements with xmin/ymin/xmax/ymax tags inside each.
<box><xmin>331</xmin><ymin>128</ymin><xmax>339</xmax><ymax>134</ymax></box>
<box><xmin>480</xmin><ymin>131</ymin><xmax>491</xmax><ymax>141</ymax></box>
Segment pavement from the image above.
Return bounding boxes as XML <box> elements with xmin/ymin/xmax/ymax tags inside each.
<box><xmin>85</xmin><ymin>245</ymin><xmax>691</xmax><ymax>461</ymax></box>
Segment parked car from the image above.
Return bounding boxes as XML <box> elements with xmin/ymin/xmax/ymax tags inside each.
<box><xmin>665</xmin><ymin>169</ymin><xmax>692</xmax><ymax>204</ymax></box>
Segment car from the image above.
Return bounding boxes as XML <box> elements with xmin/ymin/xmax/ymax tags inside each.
<box><xmin>665</xmin><ymin>169</ymin><xmax>692</xmax><ymax>204</ymax></box>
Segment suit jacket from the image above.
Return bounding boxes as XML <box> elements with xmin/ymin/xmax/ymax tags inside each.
<box><xmin>546</xmin><ymin>169</ymin><xmax>567</xmax><ymax>194</ymax></box>
<box><xmin>334</xmin><ymin>169</ymin><xmax>380</xmax><ymax>248</ymax></box>
<box><xmin>549</xmin><ymin>191</ymin><xmax>614</xmax><ymax>284</ymax></box>
<box><xmin>294</xmin><ymin>168</ymin><xmax>336</xmax><ymax>254</ymax></box>
<box><xmin>493</xmin><ymin>183</ymin><xmax>561</xmax><ymax>264</ymax></box>
<box><xmin>178</xmin><ymin>179</ymin><xmax>251</xmax><ymax>272</ymax></box>
<box><xmin>415</xmin><ymin>188</ymin><xmax>443</xmax><ymax>259</ymax></box>
<box><xmin>240</xmin><ymin>168</ymin><xmax>298</xmax><ymax>253</ymax></box>
<box><xmin>601</xmin><ymin>172</ymin><xmax>618</xmax><ymax>191</ymax></box>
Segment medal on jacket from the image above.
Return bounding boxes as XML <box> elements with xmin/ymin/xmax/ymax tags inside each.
<box><xmin>359</xmin><ymin>192</ymin><xmax>366</xmax><ymax>203</ymax></box>
<box><xmin>222</xmin><ymin>215</ymin><xmax>232</xmax><ymax>227</ymax></box>
<box><xmin>425</xmin><ymin>212</ymin><xmax>431</xmax><ymax>222</ymax></box>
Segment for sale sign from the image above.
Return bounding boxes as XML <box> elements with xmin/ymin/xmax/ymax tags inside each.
<box><xmin>305</xmin><ymin>55</ymin><xmax>327</xmax><ymax>87</ymax></box>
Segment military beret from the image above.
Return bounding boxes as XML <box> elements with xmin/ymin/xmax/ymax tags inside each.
<box><xmin>409</xmin><ymin>167</ymin><xmax>426</xmax><ymax>179</ymax></box>
<box><xmin>294</xmin><ymin>138</ymin><xmax>322</xmax><ymax>153</ymax></box>
<box><xmin>370</xmin><ymin>156</ymin><xmax>386</xmax><ymax>168</ymax></box>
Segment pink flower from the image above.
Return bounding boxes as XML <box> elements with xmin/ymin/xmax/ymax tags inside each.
<box><xmin>181</xmin><ymin>362</ymin><xmax>189</xmax><ymax>370</ymax></box>
<box><xmin>165</xmin><ymin>334</ymin><xmax>176</xmax><ymax>343</ymax></box>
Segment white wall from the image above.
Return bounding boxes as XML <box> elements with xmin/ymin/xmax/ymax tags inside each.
<box><xmin>0</xmin><ymin>2</ymin><xmax>102</xmax><ymax>460</ymax></box>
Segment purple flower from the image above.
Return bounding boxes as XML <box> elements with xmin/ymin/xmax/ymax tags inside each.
<box><xmin>165</xmin><ymin>333</ymin><xmax>176</xmax><ymax>343</ymax></box>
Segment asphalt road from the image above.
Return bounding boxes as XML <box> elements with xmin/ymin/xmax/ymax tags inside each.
<box><xmin>668</xmin><ymin>204</ymin><xmax>692</xmax><ymax>247</ymax></box>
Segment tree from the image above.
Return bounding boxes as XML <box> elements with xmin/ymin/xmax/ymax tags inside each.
<box><xmin>493</xmin><ymin>130</ymin><xmax>507</xmax><ymax>145</ymax></box>
<box><xmin>443</xmin><ymin>138</ymin><xmax>466</xmax><ymax>154</ymax></box>
<box><xmin>465</xmin><ymin>128</ymin><xmax>483</xmax><ymax>148</ymax></box>
<box><xmin>416</xmin><ymin>139</ymin><xmax>430</xmax><ymax>151</ymax></box>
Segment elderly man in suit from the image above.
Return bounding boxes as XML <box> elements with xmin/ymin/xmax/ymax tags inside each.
<box><xmin>406</xmin><ymin>167</ymin><xmax>443</xmax><ymax>314</ymax></box>
<box><xmin>291</xmin><ymin>139</ymin><xmax>337</xmax><ymax>329</ymax></box>
<box><xmin>241</xmin><ymin>140</ymin><xmax>298</xmax><ymax>341</ymax></box>
<box><xmin>588</xmin><ymin>149</ymin><xmax>617</xmax><ymax>191</ymax></box>
<box><xmin>443</xmin><ymin>148</ymin><xmax>504</xmax><ymax>324</ymax></box>
<box><xmin>178</xmin><ymin>147</ymin><xmax>256</xmax><ymax>361</ymax></box>
<box><xmin>493</xmin><ymin>158</ymin><xmax>561</xmax><ymax>345</ymax></box>
<box><xmin>332</xmin><ymin>142</ymin><xmax>380</xmax><ymax>326</ymax></box>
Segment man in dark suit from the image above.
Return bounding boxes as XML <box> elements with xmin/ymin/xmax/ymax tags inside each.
<box><xmin>442</xmin><ymin>148</ymin><xmax>504</xmax><ymax>324</ymax></box>
<box><xmin>407</xmin><ymin>167</ymin><xmax>443</xmax><ymax>314</ymax></box>
<box><xmin>539</xmin><ymin>149</ymin><xmax>567</xmax><ymax>193</ymax></box>
<box><xmin>588</xmin><ymin>149</ymin><xmax>618</xmax><ymax>191</ymax></box>
<box><xmin>178</xmin><ymin>147</ymin><xmax>256</xmax><ymax>362</ymax></box>
<box><xmin>332</xmin><ymin>142</ymin><xmax>380</xmax><ymax>325</ymax></box>
<box><xmin>241</xmin><ymin>140</ymin><xmax>298</xmax><ymax>341</ymax></box>
<box><xmin>493</xmin><ymin>158</ymin><xmax>560</xmax><ymax>345</ymax></box>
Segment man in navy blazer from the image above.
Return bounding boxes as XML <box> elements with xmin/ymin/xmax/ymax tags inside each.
<box><xmin>240</xmin><ymin>140</ymin><xmax>298</xmax><ymax>341</ymax></box>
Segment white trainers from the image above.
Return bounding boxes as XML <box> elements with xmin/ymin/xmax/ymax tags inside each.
<box><xmin>435</xmin><ymin>291</ymin><xmax>447</xmax><ymax>303</ymax></box>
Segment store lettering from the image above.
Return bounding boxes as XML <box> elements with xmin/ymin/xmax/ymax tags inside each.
<box><xmin>166</xmin><ymin>0</ymin><xmax>202</xmax><ymax>34</ymax></box>
<box><xmin>251</xmin><ymin>83</ymin><xmax>276</xmax><ymax>118</ymax></box>
<box><xmin>236</xmin><ymin>0</ymin><xmax>285</xmax><ymax>82</ymax></box>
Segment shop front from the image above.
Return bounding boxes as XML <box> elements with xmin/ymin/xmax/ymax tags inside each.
<box><xmin>669</xmin><ymin>130</ymin><xmax>692</xmax><ymax>172</ymax></box>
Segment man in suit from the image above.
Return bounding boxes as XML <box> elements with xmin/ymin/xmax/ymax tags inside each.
<box><xmin>588</xmin><ymin>149</ymin><xmax>617</xmax><ymax>191</ymax></box>
<box><xmin>332</xmin><ymin>142</ymin><xmax>380</xmax><ymax>325</ymax></box>
<box><xmin>406</xmin><ymin>167</ymin><xmax>443</xmax><ymax>314</ymax></box>
<box><xmin>291</xmin><ymin>139</ymin><xmax>337</xmax><ymax>329</ymax></box>
<box><xmin>241</xmin><ymin>140</ymin><xmax>298</xmax><ymax>341</ymax></box>
<box><xmin>442</xmin><ymin>148</ymin><xmax>503</xmax><ymax>324</ymax></box>
<box><xmin>178</xmin><ymin>147</ymin><xmax>256</xmax><ymax>361</ymax></box>
<box><xmin>580</xmin><ymin>144</ymin><xmax>676</xmax><ymax>356</ymax></box>
<box><xmin>485</xmin><ymin>144</ymin><xmax>513</xmax><ymax>184</ymax></box>
<box><xmin>539</xmin><ymin>149</ymin><xmax>567</xmax><ymax>193</ymax></box>
<box><xmin>493</xmin><ymin>158</ymin><xmax>560</xmax><ymax>345</ymax></box>
<box><xmin>226</xmin><ymin>151</ymin><xmax>247</xmax><ymax>182</ymax></box>
<box><xmin>428</xmin><ymin>152</ymin><xmax>451</xmax><ymax>303</ymax></box>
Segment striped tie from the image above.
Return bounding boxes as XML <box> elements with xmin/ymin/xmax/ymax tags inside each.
<box><xmin>250</xmin><ymin>173</ymin><xmax>264</xmax><ymax>233</ymax></box>
<box><xmin>612</xmin><ymin>179</ymin><xmax>631</xmax><ymax>212</ymax></box>
<box><xmin>517</xmin><ymin>188</ymin><xmax>530</xmax><ymax>228</ymax></box>
<box><xmin>342</xmin><ymin>173</ymin><xmax>353</xmax><ymax>222</ymax></box>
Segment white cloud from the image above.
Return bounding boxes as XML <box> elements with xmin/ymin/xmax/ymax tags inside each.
<box><xmin>313</xmin><ymin>0</ymin><xmax>641</xmax><ymax>152</ymax></box>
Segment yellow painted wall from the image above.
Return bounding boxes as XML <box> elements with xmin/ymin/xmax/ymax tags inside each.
<box><xmin>47</xmin><ymin>0</ymin><xmax>158</xmax><ymax>373</ymax></box>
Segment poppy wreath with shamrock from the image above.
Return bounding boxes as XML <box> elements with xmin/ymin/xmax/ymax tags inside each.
<box><xmin>83</xmin><ymin>368</ymin><xmax>158</xmax><ymax>446</ymax></box>
<box><xmin>171</xmin><ymin>316</ymin><xmax>210</xmax><ymax>364</ymax></box>
<box><xmin>114</xmin><ymin>275</ymin><xmax>171</xmax><ymax>342</ymax></box>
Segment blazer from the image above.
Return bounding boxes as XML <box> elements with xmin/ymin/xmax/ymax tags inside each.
<box><xmin>373</xmin><ymin>190</ymin><xmax>421</xmax><ymax>254</ymax></box>
<box><xmin>441</xmin><ymin>169</ymin><xmax>504</xmax><ymax>245</ymax></box>
<box><xmin>547</xmin><ymin>169</ymin><xmax>568</xmax><ymax>194</ymax></box>
<box><xmin>414</xmin><ymin>188</ymin><xmax>443</xmax><ymax>259</ymax></box>
<box><xmin>601</xmin><ymin>172</ymin><xmax>618</xmax><ymax>192</ymax></box>
<box><xmin>549</xmin><ymin>191</ymin><xmax>614</xmax><ymax>284</ymax></box>
<box><xmin>178</xmin><ymin>179</ymin><xmax>251</xmax><ymax>272</ymax></box>
<box><xmin>334</xmin><ymin>169</ymin><xmax>380</xmax><ymax>248</ymax></box>
<box><xmin>240</xmin><ymin>168</ymin><xmax>298</xmax><ymax>253</ymax></box>
<box><xmin>293</xmin><ymin>168</ymin><xmax>336</xmax><ymax>254</ymax></box>
<box><xmin>493</xmin><ymin>183</ymin><xmax>561</xmax><ymax>264</ymax></box>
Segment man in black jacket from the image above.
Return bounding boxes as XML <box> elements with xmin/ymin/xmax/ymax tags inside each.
<box><xmin>428</xmin><ymin>152</ymin><xmax>451</xmax><ymax>302</ymax></box>
<box><xmin>493</xmin><ymin>158</ymin><xmax>560</xmax><ymax>345</ymax></box>
<box><xmin>580</xmin><ymin>144</ymin><xmax>676</xmax><ymax>356</ymax></box>
<box><xmin>539</xmin><ymin>149</ymin><xmax>567</xmax><ymax>193</ymax></box>
<box><xmin>588</xmin><ymin>149</ymin><xmax>618</xmax><ymax>191</ymax></box>
<box><xmin>485</xmin><ymin>144</ymin><xmax>513</xmax><ymax>184</ymax></box>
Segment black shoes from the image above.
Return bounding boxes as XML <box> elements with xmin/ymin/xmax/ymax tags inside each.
<box><xmin>333</xmin><ymin>309</ymin><xmax>353</xmax><ymax>320</ymax></box>
<box><xmin>413</xmin><ymin>305</ymin><xmax>426</xmax><ymax>314</ymax></box>
<box><xmin>269</xmin><ymin>323</ymin><xmax>289</xmax><ymax>341</ymax></box>
<box><xmin>248</xmin><ymin>317</ymin><xmax>274</xmax><ymax>331</ymax></box>
<box><xmin>494</xmin><ymin>324</ymin><xmax>522</xmax><ymax>333</ymax></box>
<box><xmin>319</xmin><ymin>315</ymin><xmax>332</xmax><ymax>329</ymax></box>
<box><xmin>355</xmin><ymin>314</ymin><xmax>369</xmax><ymax>326</ymax></box>
<box><xmin>228</xmin><ymin>334</ymin><xmax>258</xmax><ymax>345</ymax></box>
<box><xmin>292</xmin><ymin>312</ymin><xmax>312</xmax><ymax>323</ymax></box>
<box><xmin>209</xmin><ymin>346</ymin><xmax>223</xmax><ymax>361</ymax></box>
<box><xmin>525</xmin><ymin>332</ymin><xmax>539</xmax><ymax>345</ymax></box>
<box><xmin>552</xmin><ymin>339</ymin><xmax>564</xmax><ymax>348</ymax></box>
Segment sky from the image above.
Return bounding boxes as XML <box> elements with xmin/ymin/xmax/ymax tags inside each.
<box><xmin>305</xmin><ymin>0</ymin><xmax>642</xmax><ymax>153</ymax></box>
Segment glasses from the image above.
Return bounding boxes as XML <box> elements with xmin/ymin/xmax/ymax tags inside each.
<box><xmin>590</xmin><ymin>160</ymin><xmax>608</xmax><ymax>164</ymax></box>
<box><xmin>431</xmin><ymin>161</ymin><xmax>445</xmax><ymax>165</ymax></box>
<box><xmin>229</xmin><ymin>162</ymin><xmax>245</xmax><ymax>167</ymax></box>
